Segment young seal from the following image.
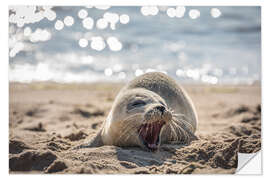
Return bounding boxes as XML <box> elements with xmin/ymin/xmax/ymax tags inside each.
<box><xmin>77</xmin><ymin>72</ymin><xmax>198</xmax><ymax>151</ymax></box>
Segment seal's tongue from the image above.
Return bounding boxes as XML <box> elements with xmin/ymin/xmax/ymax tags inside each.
<box><xmin>139</xmin><ymin>121</ymin><xmax>165</xmax><ymax>151</ymax></box>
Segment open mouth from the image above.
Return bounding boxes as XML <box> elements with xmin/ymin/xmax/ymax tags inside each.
<box><xmin>138</xmin><ymin>121</ymin><xmax>166</xmax><ymax>151</ymax></box>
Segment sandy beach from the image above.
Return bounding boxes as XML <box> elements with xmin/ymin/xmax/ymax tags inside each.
<box><xmin>9</xmin><ymin>82</ymin><xmax>261</xmax><ymax>174</ymax></box>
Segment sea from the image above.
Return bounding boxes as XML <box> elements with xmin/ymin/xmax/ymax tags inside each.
<box><xmin>8</xmin><ymin>6</ymin><xmax>261</xmax><ymax>84</ymax></box>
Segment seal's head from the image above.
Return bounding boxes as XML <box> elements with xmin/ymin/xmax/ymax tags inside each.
<box><xmin>101</xmin><ymin>88</ymin><xmax>172</xmax><ymax>151</ymax></box>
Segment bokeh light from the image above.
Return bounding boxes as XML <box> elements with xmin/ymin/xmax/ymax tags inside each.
<box><xmin>107</xmin><ymin>37</ymin><xmax>122</xmax><ymax>51</ymax></box>
<box><xmin>211</xmin><ymin>8</ymin><xmax>222</xmax><ymax>18</ymax></box>
<box><xmin>189</xmin><ymin>9</ymin><xmax>200</xmax><ymax>19</ymax></box>
<box><xmin>8</xmin><ymin>6</ymin><xmax>260</xmax><ymax>85</ymax></box>
<box><xmin>82</xmin><ymin>17</ymin><xmax>94</xmax><ymax>30</ymax></box>
<box><xmin>167</xmin><ymin>8</ymin><xmax>176</xmax><ymax>18</ymax></box>
<box><xmin>119</xmin><ymin>14</ymin><xmax>130</xmax><ymax>24</ymax></box>
<box><xmin>9</xmin><ymin>42</ymin><xmax>24</xmax><ymax>58</ymax></box>
<box><xmin>175</xmin><ymin>6</ymin><xmax>186</xmax><ymax>18</ymax></box>
<box><xmin>91</xmin><ymin>36</ymin><xmax>106</xmax><ymax>51</ymax></box>
<box><xmin>103</xmin><ymin>12</ymin><xmax>119</xmax><ymax>30</ymax></box>
<box><xmin>43</xmin><ymin>8</ymin><xmax>57</xmax><ymax>21</ymax></box>
<box><xmin>141</xmin><ymin>6</ymin><xmax>159</xmax><ymax>16</ymax></box>
<box><xmin>78</xmin><ymin>9</ymin><xmax>88</xmax><ymax>19</ymax></box>
<box><xmin>64</xmin><ymin>16</ymin><xmax>74</xmax><ymax>26</ymax></box>
<box><xmin>55</xmin><ymin>20</ymin><xmax>64</xmax><ymax>30</ymax></box>
<box><xmin>23</xmin><ymin>27</ymin><xmax>32</xmax><ymax>36</ymax></box>
<box><xmin>135</xmin><ymin>69</ymin><xmax>144</xmax><ymax>76</ymax></box>
<box><xmin>78</xmin><ymin>38</ymin><xmax>88</xmax><ymax>48</ymax></box>
<box><xmin>96</xmin><ymin>18</ymin><xmax>108</xmax><ymax>29</ymax></box>
<box><xmin>29</xmin><ymin>28</ymin><xmax>51</xmax><ymax>42</ymax></box>
<box><xmin>104</xmin><ymin>68</ymin><xmax>113</xmax><ymax>76</ymax></box>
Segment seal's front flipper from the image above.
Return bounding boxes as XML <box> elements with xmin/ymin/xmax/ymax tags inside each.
<box><xmin>73</xmin><ymin>130</ymin><xmax>103</xmax><ymax>150</ymax></box>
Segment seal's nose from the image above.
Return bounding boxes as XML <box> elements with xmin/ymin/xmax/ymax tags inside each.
<box><xmin>156</xmin><ymin>106</ymin><xmax>165</xmax><ymax>114</ymax></box>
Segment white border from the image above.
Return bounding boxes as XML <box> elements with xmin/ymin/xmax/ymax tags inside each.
<box><xmin>6</xmin><ymin>0</ymin><xmax>264</xmax><ymax>6</ymax></box>
<box><xmin>2</xmin><ymin>0</ymin><xmax>269</xmax><ymax>179</ymax></box>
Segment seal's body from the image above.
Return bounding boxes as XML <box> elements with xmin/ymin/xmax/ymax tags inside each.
<box><xmin>79</xmin><ymin>72</ymin><xmax>198</xmax><ymax>151</ymax></box>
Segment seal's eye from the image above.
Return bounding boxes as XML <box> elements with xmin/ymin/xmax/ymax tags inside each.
<box><xmin>132</xmin><ymin>100</ymin><xmax>146</xmax><ymax>107</ymax></box>
<box><xmin>127</xmin><ymin>99</ymin><xmax>147</xmax><ymax>111</ymax></box>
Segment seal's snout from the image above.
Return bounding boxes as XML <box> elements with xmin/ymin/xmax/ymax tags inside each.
<box><xmin>144</xmin><ymin>104</ymin><xmax>172</xmax><ymax>124</ymax></box>
<box><xmin>155</xmin><ymin>105</ymin><xmax>165</xmax><ymax>114</ymax></box>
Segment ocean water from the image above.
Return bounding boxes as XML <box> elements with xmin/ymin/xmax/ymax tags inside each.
<box><xmin>8</xmin><ymin>6</ymin><xmax>261</xmax><ymax>84</ymax></box>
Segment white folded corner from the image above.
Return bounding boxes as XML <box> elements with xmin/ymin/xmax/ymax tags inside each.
<box><xmin>236</xmin><ymin>151</ymin><xmax>262</xmax><ymax>174</ymax></box>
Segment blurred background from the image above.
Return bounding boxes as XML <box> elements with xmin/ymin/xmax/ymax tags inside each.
<box><xmin>8</xmin><ymin>6</ymin><xmax>261</xmax><ymax>84</ymax></box>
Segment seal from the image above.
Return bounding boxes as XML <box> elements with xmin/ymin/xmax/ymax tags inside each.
<box><xmin>76</xmin><ymin>72</ymin><xmax>198</xmax><ymax>151</ymax></box>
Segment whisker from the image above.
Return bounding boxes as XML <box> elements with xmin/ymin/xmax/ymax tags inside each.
<box><xmin>116</xmin><ymin>113</ymin><xmax>147</xmax><ymax>143</ymax></box>
<box><xmin>150</xmin><ymin>123</ymin><xmax>153</xmax><ymax>137</ymax></box>
<box><xmin>169</xmin><ymin>122</ymin><xmax>178</xmax><ymax>141</ymax></box>
<box><xmin>122</xmin><ymin>113</ymin><xmax>143</xmax><ymax>122</ymax></box>
<box><xmin>171</xmin><ymin>117</ymin><xmax>189</xmax><ymax>142</ymax></box>
<box><xmin>172</xmin><ymin>113</ymin><xmax>186</xmax><ymax>118</ymax></box>
<box><xmin>118</xmin><ymin>123</ymin><xmax>138</xmax><ymax>142</ymax></box>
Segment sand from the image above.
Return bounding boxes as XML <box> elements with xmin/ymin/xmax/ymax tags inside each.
<box><xmin>9</xmin><ymin>82</ymin><xmax>261</xmax><ymax>174</ymax></box>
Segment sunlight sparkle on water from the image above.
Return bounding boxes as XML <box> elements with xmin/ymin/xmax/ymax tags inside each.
<box><xmin>103</xmin><ymin>12</ymin><xmax>119</xmax><ymax>30</ymax></box>
<box><xmin>9</xmin><ymin>6</ymin><xmax>58</xmax><ymax>27</ymax></box>
<box><xmin>119</xmin><ymin>14</ymin><xmax>130</xmax><ymax>24</ymax></box>
<box><xmin>175</xmin><ymin>6</ymin><xmax>186</xmax><ymax>18</ymax></box>
<box><xmin>104</xmin><ymin>68</ymin><xmax>113</xmax><ymax>76</ymax></box>
<box><xmin>107</xmin><ymin>37</ymin><xmax>122</xmax><ymax>51</ymax></box>
<box><xmin>55</xmin><ymin>20</ymin><xmax>64</xmax><ymax>30</ymax></box>
<box><xmin>43</xmin><ymin>8</ymin><xmax>57</xmax><ymax>21</ymax></box>
<box><xmin>9</xmin><ymin>42</ymin><xmax>24</xmax><ymax>58</ymax></box>
<box><xmin>91</xmin><ymin>36</ymin><xmax>106</xmax><ymax>51</ymax></box>
<box><xmin>64</xmin><ymin>16</ymin><xmax>74</xmax><ymax>26</ymax></box>
<box><xmin>211</xmin><ymin>8</ymin><xmax>222</xmax><ymax>18</ymax></box>
<box><xmin>78</xmin><ymin>38</ymin><xmax>88</xmax><ymax>48</ymax></box>
<box><xmin>82</xmin><ymin>17</ymin><xmax>94</xmax><ymax>30</ymax></box>
<box><xmin>141</xmin><ymin>6</ymin><xmax>159</xmax><ymax>16</ymax></box>
<box><xmin>29</xmin><ymin>28</ymin><xmax>51</xmax><ymax>42</ymax></box>
<box><xmin>167</xmin><ymin>8</ymin><xmax>176</xmax><ymax>18</ymax></box>
<box><xmin>135</xmin><ymin>69</ymin><xmax>144</xmax><ymax>76</ymax></box>
<box><xmin>189</xmin><ymin>9</ymin><xmax>200</xmax><ymax>19</ymax></box>
<box><xmin>23</xmin><ymin>27</ymin><xmax>32</xmax><ymax>36</ymax></box>
<box><xmin>186</xmin><ymin>69</ymin><xmax>200</xmax><ymax>81</ymax></box>
<box><xmin>78</xmin><ymin>9</ymin><xmax>88</xmax><ymax>19</ymax></box>
<box><xmin>176</xmin><ymin>69</ymin><xmax>185</xmax><ymax>77</ymax></box>
<box><xmin>96</xmin><ymin>18</ymin><xmax>109</xmax><ymax>29</ymax></box>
